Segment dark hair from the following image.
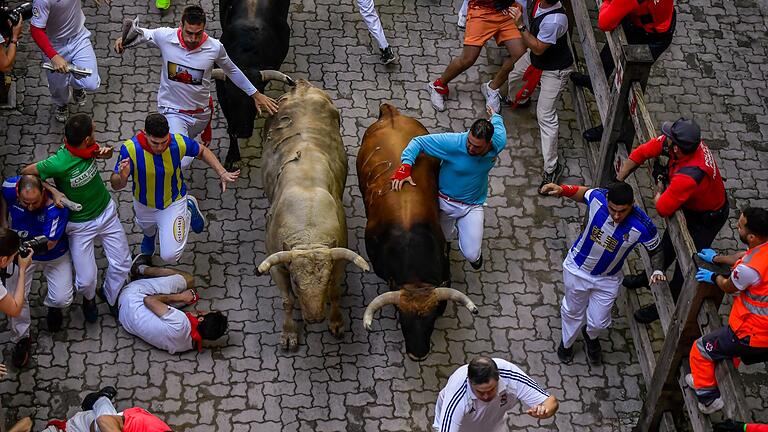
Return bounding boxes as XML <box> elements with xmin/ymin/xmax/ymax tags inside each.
<box><xmin>675</xmin><ymin>141</ymin><xmax>699</xmax><ymax>155</ymax></box>
<box><xmin>145</xmin><ymin>113</ymin><xmax>170</xmax><ymax>138</ymax></box>
<box><xmin>469</xmin><ymin>119</ymin><xmax>495</xmax><ymax>143</ymax></box>
<box><xmin>467</xmin><ymin>356</ymin><xmax>499</xmax><ymax>385</ymax></box>
<box><xmin>0</xmin><ymin>227</ymin><xmax>21</xmax><ymax>257</ymax></box>
<box><xmin>743</xmin><ymin>207</ymin><xmax>768</xmax><ymax>238</ymax></box>
<box><xmin>606</xmin><ymin>182</ymin><xmax>634</xmax><ymax>206</ymax></box>
<box><xmin>198</xmin><ymin>312</ymin><xmax>228</xmax><ymax>340</ymax></box>
<box><xmin>181</xmin><ymin>5</ymin><xmax>206</xmax><ymax>26</ymax></box>
<box><xmin>64</xmin><ymin>114</ymin><xmax>93</xmax><ymax>147</ymax></box>
<box><xmin>17</xmin><ymin>175</ymin><xmax>43</xmax><ymax>194</ymax></box>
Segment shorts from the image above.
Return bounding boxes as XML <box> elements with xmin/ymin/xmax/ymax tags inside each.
<box><xmin>463</xmin><ymin>5</ymin><xmax>522</xmax><ymax>46</ymax></box>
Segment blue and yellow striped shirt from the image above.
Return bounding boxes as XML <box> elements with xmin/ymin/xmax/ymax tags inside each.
<box><xmin>115</xmin><ymin>133</ymin><xmax>200</xmax><ymax>209</ymax></box>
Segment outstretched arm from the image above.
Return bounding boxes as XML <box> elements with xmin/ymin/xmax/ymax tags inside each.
<box><xmin>540</xmin><ymin>183</ymin><xmax>590</xmax><ymax>203</ymax></box>
<box><xmin>197</xmin><ymin>145</ymin><xmax>240</xmax><ymax>192</ymax></box>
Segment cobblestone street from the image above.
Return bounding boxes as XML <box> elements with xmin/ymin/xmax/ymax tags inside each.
<box><xmin>0</xmin><ymin>0</ymin><xmax>766</xmax><ymax>430</ymax></box>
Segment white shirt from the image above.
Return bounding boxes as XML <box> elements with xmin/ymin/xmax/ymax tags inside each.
<box><xmin>118</xmin><ymin>275</ymin><xmax>193</xmax><ymax>354</ymax></box>
<box><xmin>31</xmin><ymin>0</ymin><xmax>86</xmax><ymax>44</ymax></box>
<box><xmin>0</xmin><ymin>34</ymin><xmax>5</xmax><ymax>44</ymax></box>
<box><xmin>134</xmin><ymin>27</ymin><xmax>258</xmax><ymax>110</ymax></box>
<box><xmin>0</xmin><ymin>277</ymin><xmax>7</xmax><ymax>300</ymax></box>
<box><xmin>732</xmin><ymin>263</ymin><xmax>761</xmax><ymax>291</ymax></box>
<box><xmin>534</xmin><ymin>2</ymin><xmax>569</xmax><ymax>45</ymax></box>
<box><xmin>432</xmin><ymin>359</ymin><xmax>550</xmax><ymax>432</ymax></box>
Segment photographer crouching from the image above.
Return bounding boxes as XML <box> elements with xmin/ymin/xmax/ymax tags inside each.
<box><xmin>0</xmin><ymin>1</ymin><xmax>30</xmax><ymax>72</ymax></box>
<box><xmin>0</xmin><ymin>174</ymin><xmax>72</xmax><ymax>368</ymax></box>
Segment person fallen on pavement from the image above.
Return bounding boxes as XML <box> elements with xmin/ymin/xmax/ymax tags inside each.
<box><xmin>119</xmin><ymin>261</ymin><xmax>227</xmax><ymax>354</ymax></box>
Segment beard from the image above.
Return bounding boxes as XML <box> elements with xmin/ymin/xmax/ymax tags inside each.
<box><xmin>739</xmin><ymin>232</ymin><xmax>749</xmax><ymax>245</ymax></box>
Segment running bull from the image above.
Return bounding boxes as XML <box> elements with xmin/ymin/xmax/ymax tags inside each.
<box><xmin>357</xmin><ymin>104</ymin><xmax>478</xmax><ymax>362</ymax></box>
<box><xmin>256</xmin><ymin>80</ymin><xmax>369</xmax><ymax>351</ymax></box>
<box><xmin>213</xmin><ymin>0</ymin><xmax>295</xmax><ymax>169</ymax></box>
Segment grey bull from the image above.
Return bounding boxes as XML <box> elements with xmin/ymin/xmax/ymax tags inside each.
<box><xmin>256</xmin><ymin>80</ymin><xmax>369</xmax><ymax>351</ymax></box>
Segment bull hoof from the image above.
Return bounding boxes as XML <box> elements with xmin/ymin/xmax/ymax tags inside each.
<box><xmin>280</xmin><ymin>331</ymin><xmax>299</xmax><ymax>351</ymax></box>
<box><xmin>328</xmin><ymin>320</ymin><xmax>345</xmax><ymax>339</ymax></box>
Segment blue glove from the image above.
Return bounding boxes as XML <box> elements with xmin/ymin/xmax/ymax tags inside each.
<box><xmin>697</xmin><ymin>248</ymin><xmax>718</xmax><ymax>264</ymax></box>
<box><xmin>696</xmin><ymin>268</ymin><xmax>717</xmax><ymax>284</ymax></box>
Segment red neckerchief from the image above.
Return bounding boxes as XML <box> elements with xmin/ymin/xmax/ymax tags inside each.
<box><xmin>177</xmin><ymin>28</ymin><xmax>209</xmax><ymax>51</ymax></box>
<box><xmin>135</xmin><ymin>131</ymin><xmax>171</xmax><ymax>154</ymax></box>
<box><xmin>65</xmin><ymin>142</ymin><xmax>100</xmax><ymax>159</ymax></box>
<box><xmin>186</xmin><ymin>312</ymin><xmax>203</xmax><ymax>352</ymax></box>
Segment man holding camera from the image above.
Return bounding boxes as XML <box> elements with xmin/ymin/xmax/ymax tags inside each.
<box><xmin>0</xmin><ymin>228</ymin><xmax>33</xmax><ymax>322</ymax></box>
<box><xmin>30</xmin><ymin>0</ymin><xmax>101</xmax><ymax>122</ymax></box>
<box><xmin>111</xmin><ymin>113</ymin><xmax>238</xmax><ymax>263</ymax></box>
<box><xmin>0</xmin><ymin>12</ymin><xmax>24</xmax><ymax>72</ymax></box>
<box><xmin>0</xmin><ymin>175</ymin><xmax>73</xmax><ymax>368</ymax></box>
<box><xmin>616</xmin><ymin>118</ymin><xmax>728</xmax><ymax>324</ymax></box>
<box><xmin>21</xmin><ymin>113</ymin><xmax>132</xmax><ymax>322</ymax></box>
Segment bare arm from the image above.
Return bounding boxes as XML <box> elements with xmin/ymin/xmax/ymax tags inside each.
<box><xmin>527</xmin><ymin>395</ymin><xmax>559</xmax><ymax>419</ymax></box>
<box><xmin>96</xmin><ymin>414</ymin><xmax>124</xmax><ymax>432</ymax></box>
<box><xmin>0</xmin><ymin>251</ymin><xmax>33</xmax><ymax>317</ymax></box>
<box><xmin>714</xmin><ymin>251</ymin><xmax>746</xmax><ymax>267</ymax></box>
<box><xmin>0</xmin><ymin>193</ymin><xmax>7</xmax><ymax>228</ymax></box>
<box><xmin>197</xmin><ymin>145</ymin><xmax>240</xmax><ymax>192</ymax></box>
<box><xmin>143</xmin><ymin>291</ymin><xmax>196</xmax><ymax>317</ymax></box>
<box><xmin>20</xmin><ymin>164</ymin><xmax>38</xmax><ymax>175</ymax></box>
<box><xmin>540</xmin><ymin>183</ymin><xmax>590</xmax><ymax>203</ymax></box>
<box><xmin>715</xmin><ymin>274</ymin><xmax>739</xmax><ymax>294</ymax></box>
<box><xmin>616</xmin><ymin>158</ymin><xmax>640</xmax><ymax>182</ymax></box>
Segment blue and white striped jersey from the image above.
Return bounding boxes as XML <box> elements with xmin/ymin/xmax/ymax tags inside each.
<box><xmin>432</xmin><ymin>358</ymin><xmax>550</xmax><ymax>432</ymax></box>
<box><xmin>567</xmin><ymin>188</ymin><xmax>660</xmax><ymax>277</ymax></box>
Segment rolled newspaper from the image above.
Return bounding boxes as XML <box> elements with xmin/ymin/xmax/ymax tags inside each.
<box><xmin>60</xmin><ymin>198</ymin><xmax>82</xmax><ymax>212</ymax></box>
<box><xmin>42</xmin><ymin>63</ymin><xmax>92</xmax><ymax>77</ymax></box>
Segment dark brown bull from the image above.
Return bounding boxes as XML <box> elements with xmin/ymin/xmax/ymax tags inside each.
<box><xmin>356</xmin><ymin>104</ymin><xmax>478</xmax><ymax>361</ymax></box>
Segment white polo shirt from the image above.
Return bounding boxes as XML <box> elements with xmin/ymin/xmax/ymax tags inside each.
<box><xmin>0</xmin><ymin>278</ymin><xmax>7</xmax><ymax>300</ymax></box>
<box><xmin>31</xmin><ymin>0</ymin><xmax>86</xmax><ymax>44</ymax></box>
<box><xmin>433</xmin><ymin>359</ymin><xmax>550</xmax><ymax>432</ymax></box>
<box><xmin>134</xmin><ymin>27</ymin><xmax>258</xmax><ymax>111</ymax></box>
<box><xmin>118</xmin><ymin>275</ymin><xmax>193</xmax><ymax>354</ymax></box>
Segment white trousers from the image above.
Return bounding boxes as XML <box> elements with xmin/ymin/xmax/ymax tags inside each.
<box><xmin>65</xmin><ymin>200</ymin><xmax>131</xmax><ymax>306</ymax></box>
<box><xmin>159</xmin><ymin>106</ymin><xmax>210</xmax><ymax>169</ymax></box>
<box><xmin>459</xmin><ymin>0</ymin><xmax>469</xmax><ymax>18</ymax></box>
<box><xmin>507</xmin><ymin>51</ymin><xmax>572</xmax><ymax>173</ymax></box>
<box><xmin>356</xmin><ymin>0</ymin><xmax>389</xmax><ymax>49</ymax></box>
<box><xmin>5</xmin><ymin>252</ymin><xmax>74</xmax><ymax>342</ymax></box>
<box><xmin>43</xmin><ymin>29</ymin><xmax>101</xmax><ymax>107</ymax></box>
<box><xmin>439</xmin><ymin>196</ymin><xmax>484</xmax><ymax>263</ymax></box>
<box><xmin>560</xmin><ymin>262</ymin><xmax>621</xmax><ymax>348</ymax></box>
<box><xmin>133</xmin><ymin>197</ymin><xmax>191</xmax><ymax>264</ymax></box>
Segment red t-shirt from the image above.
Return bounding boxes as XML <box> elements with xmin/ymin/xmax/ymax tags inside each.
<box><xmin>598</xmin><ymin>0</ymin><xmax>674</xmax><ymax>34</ymax></box>
<box><xmin>123</xmin><ymin>408</ymin><xmax>172</xmax><ymax>432</ymax></box>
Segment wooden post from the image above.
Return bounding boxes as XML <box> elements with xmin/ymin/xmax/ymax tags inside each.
<box><xmin>594</xmin><ymin>44</ymin><xmax>654</xmax><ymax>186</ymax></box>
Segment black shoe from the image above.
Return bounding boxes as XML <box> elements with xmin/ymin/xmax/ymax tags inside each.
<box><xmin>82</xmin><ymin>297</ymin><xmax>98</xmax><ymax>323</ymax></box>
<box><xmin>634</xmin><ymin>304</ymin><xmax>660</xmax><ymax>324</ymax></box>
<box><xmin>582</xmin><ymin>327</ymin><xmax>602</xmax><ymax>365</ymax></box>
<box><xmin>583</xmin><ymin>125</ymin><xmax>604</xmax><ymax>142</ymax></box>
<box><xmin>81</xmin><ymin>386</ymin><xmax>118</xmax><ymax>411</ymax></box>
<box><xmin>130</xmin><ymin>254</ymin><xmax>152</xmax><ymax>280</ymax></box>
<box><xmin>570</xmin><ymin>72</ymin><xmax>593</xmax><ymax>90</ymax></box>
<box><xmin>622</xmin><ymin>271</ymin><xmax>649</xmax><ymax>290</ymax></box>
<box><xmin>380</xmin><ymin>46</ymin><xmax>396</xmax><ymax>64</ymax></box>
<box><xmin>109</xmin><ymin>300</ymin><xmax>119</xmax><ymax>319</ymax></box>
<box><xmin>47</xmin><ymin>307</ymin><xmax>63</xmax><ymax>333</ymax></box>
<box><xmin>12</xmin><ymin>337</ymin><xmax>31</xmax><ymax>368</ymax></box>
<box><xmin>502</xmin><ymin>95</ymin><xmax>531</xmax><ymax>108</ymax></box>
<box><xmin>539</xmin><ymin>163</ymin><xmax>564</xmax><ymax>195</ymax></box>
<box><xmin>470</xmin><ymin>254</ymin><xmax>483</xmax><ymax>270</ymax></box>
<box><xmin>557</xmin><ymin>341</ymin><xmax>574</xmax><ymax>364</ymax></box>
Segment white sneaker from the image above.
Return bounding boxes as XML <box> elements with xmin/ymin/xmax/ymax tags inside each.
<box><xmin>698</xmin><ymin>397</ymin><xmax>724</xmax><ymax>414</ymax></box>
<box><xmin>54</xmin><ymin>105</ymin><xmax>69</xmax><ymax>123</ymax></box>
<box><xmin>685</xmin><ymin>373</ymin><xmax>695</xmax><ymax>388</ymax></box>
<box><xmin>427</xmin><ymin>82</ymin><xmax>446</xmax><ymax>112</ymax></box>
<box><xmin>481</xmin><ymin>81</ymin><xmax>501</xmax><ymax>113</ymax></box>
<box><xmin>73</xmin><ymin>88</ymin><xmax>87</xmax><ymax>106</ymax></box>
<box><xmin>457</xmin><ymin>14</ymin><xmax>467</xmax><ymax>28</ymax></box>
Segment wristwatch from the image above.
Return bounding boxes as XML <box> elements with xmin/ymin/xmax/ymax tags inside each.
<box><xmin>10</xmin><ymin>40</ymin><xmax>18</xmax><ymax>45</ymax></box>
<box><xmin>518</xmin><ymin>25</ymin><xmax>528</xmax><ymax>32</ymax></box>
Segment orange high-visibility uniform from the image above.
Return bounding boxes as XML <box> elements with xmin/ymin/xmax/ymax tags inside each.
<box><xmin>690</xmin><ymin>242</ymin><xmax>768</xmax><ymax>396</ymax></box>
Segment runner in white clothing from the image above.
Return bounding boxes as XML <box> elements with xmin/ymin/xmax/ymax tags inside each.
<box><xmin>355</xmin><ymin>0</ymin><xmax>396</xmax><ymax>64</ymax></box>
<box><xmin>114</xmin><ymin>5</ymin><xmax>278</xmax><ymax>149</ymax></box>
<box><xmin>433</xmin><ymin>357</ymin><xmax>558</xmax><ymax>431</ymax></box>
<box><xmin>30</xmin><ymin>0</ymin><xmax>101</xmax><ymax>122</ymax></box>
<box><xmin>120</xmin><ymin>263</ymin><xmax>228</xmax><ymax>354</ymax></box>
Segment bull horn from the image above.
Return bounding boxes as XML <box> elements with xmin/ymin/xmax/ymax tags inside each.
<box><xmin>434</xmin><ymin>288</ymin><xmax>479</xmax><ymax>315</ymax></box>
<box><xmin>256</xmin><ymin>251</ymin><xmax>294</xmax><ymax>276</ymax></box>
<box><xmin>211</xmin><ymin>68</ymin><xmax>225</xmax><ymax>80</ymax></box>
<box><xmin>329</xmin><ymin>248</ymin><xmax>370</xmax><ymax>272</ymax></box>
<box><xmin>260</xmin><ymin>70</ymin><xmax>296</xmax><ymax>86</ymax></box>
<box><xmin>363</xmin><ymin>291</ymin><xmax>401</xmax><ymax>331</ymax></box>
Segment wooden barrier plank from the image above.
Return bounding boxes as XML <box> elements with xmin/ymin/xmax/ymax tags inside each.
<box><xmin>568</xmin><ymin>0</ymin><xmax>611</xmax><ymax>123</ymax></box>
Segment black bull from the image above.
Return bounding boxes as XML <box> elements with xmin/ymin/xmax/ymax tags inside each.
<box><xmin>357</xmin><ymin>104</ymin><xmax>478</xmax><ymax>362</ymax></box>
<box><xmin>215</xmin><ymin>0</ymin><xmax>293</xmax><ymax>169</ymax></box>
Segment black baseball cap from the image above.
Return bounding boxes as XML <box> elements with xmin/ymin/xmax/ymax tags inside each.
<box><xmin>661</xmin><ymin>118</ymin><xmax>701</xmax><ymax>153</ymax></box>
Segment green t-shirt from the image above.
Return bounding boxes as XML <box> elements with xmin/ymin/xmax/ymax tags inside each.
<box><xmin>36</xmin><ymin>146</ymin><xmax>111</xmax><ymax>223</ymax></box>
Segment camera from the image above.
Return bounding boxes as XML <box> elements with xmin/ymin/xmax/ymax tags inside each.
<box><xmin>18</xmin><ymin>235</ymin><xmax>48</xmax><ymax>258</ymax></box>
<box><xmin>0</xmin><ymin>1</ymin><xmax>32</xmax><ymax>39</ymax></box>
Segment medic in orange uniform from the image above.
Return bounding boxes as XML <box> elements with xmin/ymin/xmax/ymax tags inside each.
<box><xmin>687</xmin><ymin>207</ymin><xmax>768</xmax><ymax>414</ymax></box>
